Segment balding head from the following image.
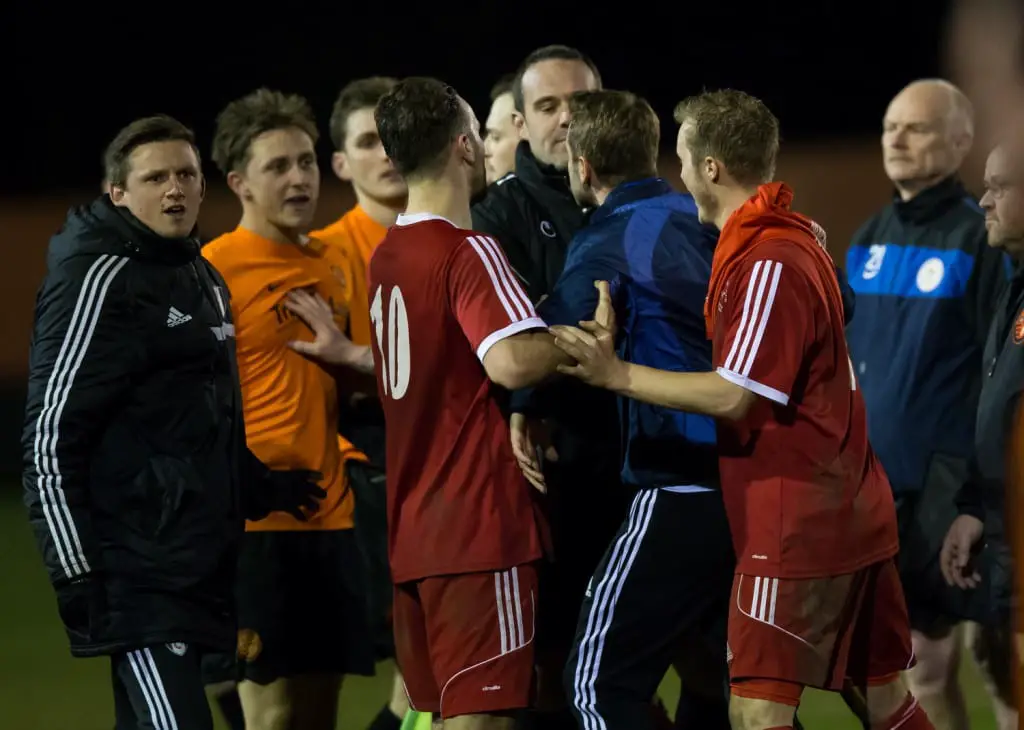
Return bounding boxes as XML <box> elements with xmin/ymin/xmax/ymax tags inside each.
<box><xmin>882</xmin><ymin>79</ymin><xmax>975</xmax><ymax>199</ymax></box>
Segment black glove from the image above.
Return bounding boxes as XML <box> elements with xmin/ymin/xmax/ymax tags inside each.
<box><xmin>249</xmin><ymin>469</ymin><xmax>326</xmax><ymax>521</ymax></box>
<box><xmin>55</xmin><ymin>574</ymin><xmax>107</xmax><ymax>648</ymax></box>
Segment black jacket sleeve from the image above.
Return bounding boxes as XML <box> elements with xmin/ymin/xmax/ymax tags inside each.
<box><xmin>240</xmin><ymin>445</ymin><xmax>271</xmax><ymax>520</ymax></box>
<box><xmin>954</xmin><ymin>457</ymin><xmax>987</xmax><ymax>522</ymax></box>
<box><xmin>965</xmin><ymin>228</ymin><xmax>1010</xmax><ymax>347</ymax></box>
<box><xmin>22</xmin><ymin>254</ymin><xmax>140</xmax><ymax>589</ymax></box>
<box><xmin>472</xmin><ymin>194</ymin><xmax>539</xmax><ymax>301</ymax></box>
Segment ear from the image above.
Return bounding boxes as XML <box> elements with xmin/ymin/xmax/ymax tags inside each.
<box><xmin>956</xmin><ymin>130</ymin><xmax>974</xmax><ymax>158</ymax></box>
<box><xmin>459</xmin><ymin>133</ymin><xmax>476</xmax><ymax>165</ymax></box>
<box><xmin>704</xmin><ymin>157</ymin><xmax>721</xmax><ymax>184</ymax></box>
<box><xmin>109</xmin><ymin>184</ymin><xmax>127</xmax><ymax>207</ymax></box>
<box><xmin>331</xmin><ymin>150</ymin><xmax>353</xmax><ymax>182</ymax></box>
<box><xmin>226</xmin><ymin>170</ymin><xmax>249</xmax><ymax>200</ymax></box>
<box><xmin>578</xmin><ymin>156</ymin><xmax>593</xmax><ymax>188</ymax></box>
<box><xmin>513</xmin><ymin>111</ymin><xmax>527</xmax><ymax>140</ymax></box>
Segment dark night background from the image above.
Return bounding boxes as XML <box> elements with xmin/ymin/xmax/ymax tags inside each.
<box><xmin>0</xmin><ymin>0</ymin><xmax>957</xmax><ymax>476</ymax></box>
<box><xmin>4</xmin><ymin>0</ymin><xmax>948</xmax><ymax>194</ymax></box>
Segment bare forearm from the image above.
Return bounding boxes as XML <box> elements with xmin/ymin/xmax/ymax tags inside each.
<box><xmin>325</xmin><ymin>342</ymin><xmax>375</xmax><ymax>376</ymax></box>
<box><xmin>613</xmin><ymin>364</ymin><xmax>752</xmax><ymax>420</ymax></box>
<box><xmin>513</xmin><ymin>332</ymin><xmax>574</xmax><ymax>386</ymax></box>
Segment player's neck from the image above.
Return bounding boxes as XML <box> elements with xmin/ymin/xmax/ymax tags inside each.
<box><xmin>713</xmin><ymin>185</ymin><xmax>760</xmax><ymax>231</ymax></box>
<box><xmin>404</xmin><ymin>179</ymin><xmax>473</xmax><ymax>230</ymax></box>
<box><xmin>238</xmin><ymin>210</ymin><xmax>305</xmax><ymax>246</ymax></box>
<box><xmin>354</xmin><ymin>190</ymin><xmax>404</xmax><ymax>229</ymax></box>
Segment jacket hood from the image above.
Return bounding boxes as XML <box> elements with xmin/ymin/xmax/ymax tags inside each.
<box><xmin>48</xmin><ymin>195</ymin><xmax>201</xmax><ymax>268</ymax></box>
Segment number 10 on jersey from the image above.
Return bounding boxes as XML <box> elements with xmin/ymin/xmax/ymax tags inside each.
<box><xmin>370</xmin><ymin>284</ymin><xmax>411</xmax><ymax>400</ymax></box>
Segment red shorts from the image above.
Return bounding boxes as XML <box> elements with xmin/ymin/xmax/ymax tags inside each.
<box><xmin>393</xmin><ymin>563</ymin><xmax>537</xmax><ymax>719</ymax></box>
<box><xmin>727</xmin><ymin>558</ymin><xmax>914</xmax><ymax>692</ymax></box>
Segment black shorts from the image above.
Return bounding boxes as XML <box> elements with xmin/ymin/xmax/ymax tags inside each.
<box><xmin>347</xmin><ymin>460</ymin><xmax>395</xmax><ymax>660</ymax></box>
<box><xmin>199</xmin><ymin>648</ymin><xmax>238</xmax><ymax>686</ymax></box>
<box><xmin>535</xmin><ymin>463</ymin><xmax>629</xmax><ymax>657</ymax></box>
<box><xmin>895</xmin><ymin>454</ymin><xmax>990</xmax><ymax>632</ymax></box>
<box><xmin>235</xmin><ymin>529</ymin><xmax>375</xmax><ymax>684</ymax></box>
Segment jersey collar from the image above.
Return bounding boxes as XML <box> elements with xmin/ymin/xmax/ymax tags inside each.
<box><xmin>395</xmin><ymin>212</ymin><xmax>457</xmax><ymax>228</ymax></box>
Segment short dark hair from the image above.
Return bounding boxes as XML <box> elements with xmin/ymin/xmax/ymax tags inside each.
<box><xmin>328</xmin><ymin>76</ymin><xmax>398</xmax><ymax>151</ymax></box>
<box><xmin>512</xmin><ymin>45</ymin><xmax>602</xmax><ymax>113</ymax></box>
<box><xmin>673</xmin><ymin>89</ymin><xmax>780</xmax><ymax>184</ymax></box>
<box><xmin>103</xmin><ymin>115</ymin><xmax>199</xmax><ymax>188</ymax></box>
<box><xmin>568</xmin><ymin>90</ymin><xmax>659</xmax><ymax>187</ymax></box>
<box><xmin>375</xmin><ymin>77</ymin><xmax>466</xmax><ymax>180</ymax></box>
<box><xmin>211</xmin><ymin>88</ymin><xmax>319</xmax><ymax>175</ymax></box>
<box><xmin>490</xmin><ymin>73</ymin><xmax>515</xmax><ymax>102</ymax></box>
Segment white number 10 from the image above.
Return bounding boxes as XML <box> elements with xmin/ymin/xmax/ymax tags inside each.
<box><xmin>370</xmin><ymin>284</ymin><xmax>411</xmax><ymax>400</ymax></box>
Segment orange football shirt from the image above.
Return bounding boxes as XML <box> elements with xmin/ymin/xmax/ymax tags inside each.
<box><xmin>312</xmin><ymin>205</ymin><xmax>388</xmax><ymax>346</ymax></box>
<box><xmin>203</xmin><ymin>227</ymin><xmax>358</xmax><ymax>532</ymax></box>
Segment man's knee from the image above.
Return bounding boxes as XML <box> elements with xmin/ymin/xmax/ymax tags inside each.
<box><xmin>866</xmin><ymin>674</ymin><xmax>911</xmax><ymax>724</ymax></box>
<box><xmin>728</xmin><ymin>680</ymin><xmax>800</xmax><ymax>730</ymax></box>
<box><xmin>908</xmin><ymin>626</ymin><xmax>962</xmax><ymax>689</ymax></box>
<box><xmin>239</xmin><ymin>679</ymin><xmax>293</xmax><ymax>730</ymax></box>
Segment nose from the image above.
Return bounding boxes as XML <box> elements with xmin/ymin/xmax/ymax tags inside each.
<box><xmin>166</xmin><ymin>178</ymin><xmax>185</xmax><ymax>199</ymax></box>
<box><xmin>557</xmin><ymin>105</ymin><xmax>572</xmax><ymax>128</ymax></box>
<box><xmin>885</xmin><ymin>129</ymin><xmax>908</xmax><ymax>149</ymax></box>
<box><xmin>980</xmin><ymin>189</ymin><xmax>994</xmax><ymax>210</ymax></box>
<box><xmin>286</xmin><ymin>165</ymin><xmax>311</xmax><ymax>188</ymax></box>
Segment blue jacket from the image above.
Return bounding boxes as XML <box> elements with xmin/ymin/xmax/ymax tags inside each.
<box><xmin>527</xmin><ymin>177</ymin><xmax>719</xmax><ymax>490</ymax></box>
<box><xmin>845</xmin><ymin>177</ymin><xmax>1010</xmax><ymax>494</ymax></box>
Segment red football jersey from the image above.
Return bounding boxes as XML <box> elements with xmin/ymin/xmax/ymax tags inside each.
<box><xmin>367</xmin><ymin>212</ymin><xmax>547</xmax><ymax>583</ymax></box>
<box><xmin>712</xmin><ymin>239</ymin><xmax>899</xmax><ymax>579</ymax></box>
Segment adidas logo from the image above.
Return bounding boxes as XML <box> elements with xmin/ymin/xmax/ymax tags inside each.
<box><xmin>167</xmin><ymin>307</ymin><xmax>192</xmax><ymax>327</ymax></box>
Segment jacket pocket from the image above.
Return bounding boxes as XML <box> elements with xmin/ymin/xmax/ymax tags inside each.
<box><xmin>147</xmin><ymin>454</ymin><xmax>203</xmax><ymax>536</ymax></box>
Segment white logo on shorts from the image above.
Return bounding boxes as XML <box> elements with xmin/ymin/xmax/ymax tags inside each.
<box><xmin>482</xmin><ymin>685</ymin><xmax>502</xmax><ymax>691</ymax></box>
<box><xmin>726</xmin><ymin>643</ymin><xmax>733</xmax><ymax>665</ymax></box>
<box><xmin>166</xmin><ymin>642</ymin><xmax>188</xmax><ymax>656</ymax></box>
<box><xmin>916</xmin><ymin>257</ymin><xmax>946</xmax><ymax>293</ymax></box>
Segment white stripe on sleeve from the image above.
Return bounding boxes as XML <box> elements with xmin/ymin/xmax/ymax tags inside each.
<box><xmin>723</xmin><ymin>260</ymin><xmax>783</xmax><ymax>377</ymax></box>
<box><xmin>32</xmin><ymin>254</ymin><xmax>130</xmax><ymax>579</ymax></box>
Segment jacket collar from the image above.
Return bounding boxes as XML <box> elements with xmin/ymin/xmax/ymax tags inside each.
<box><xmin>590</xmin><ymin>177</ymin><xmax>675</xmax><ymax>225</ymax></box>
<box><xmin>892</xmin><ymin>176</ymin><xmax>970</xmax><ymax>224</ymax></box>
<box><xmin>514</xmin><ymin>141</ymin><xmax>573</xmax><ymax>198</ymax></box>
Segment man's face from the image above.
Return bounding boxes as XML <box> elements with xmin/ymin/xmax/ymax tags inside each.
<box><xmin>459</xmin><ymin>98</ymin><xmax>488</xmax><ymax>196</ymax></box>
<box><xmin>333</xmin><ymin>107</ymin><xmax>407</xmax><ymax>203</ymax></box>
<box><xmin>484</xmin><ymin>91</ymin><xmax>519</xmax><ymax>184</ymax></box>
<box><xmin>235</xmin><ymin>127</ymin><xmax>320</xmax><ymax>232</ymax></box>
<box><xmin>565</xmin><ymin>133</ymin><xmax>595</xmax><ymax>208</ymax></box>
<box><xmin>676</xmin><ymin>123</ymin><xmax>717</xmax><ymax>225</ymax></box>
<box><xmin>110</xmin><ymin>140</ymin><xmax>203</xmax><ymax>238</ymax></box>
<box><xmin>981</xmin><ymin>146</ymin><xmax>1024</xmax><ymax>257</ymax></box>
<box><xmin>518</xmin><ymin>59</ymin><xmax>599</xmax><ymax>169</ymax></box>
<box><xmin>881</xmin><ymin>87</ymin><xmax>965</xmax><ymax>189</ymax></box>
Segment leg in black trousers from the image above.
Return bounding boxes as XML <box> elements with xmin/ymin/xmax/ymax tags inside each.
<box><xmin>565</xmin><ymin>489</ymin><xmax>734</xmax><ymax>730</ymax></box>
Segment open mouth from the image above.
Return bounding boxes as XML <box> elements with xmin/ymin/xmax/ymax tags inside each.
<box><xmin>164</xmin><ymin>204</ymin><xmax>186</xmax><ymax>216</ymax></box>
<box><xmin>285</xmin><ymin>195</ymin><xmax>311</xmax><ymax>205</ymax></box>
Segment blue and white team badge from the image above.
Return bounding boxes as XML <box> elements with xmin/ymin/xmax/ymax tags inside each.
<box><xmin>166</xmin><ymin>642</ymin><xmax>188</xmax><ymax>656</ymax></box>
<box><xmin>916</xmin><ymin>257</ymin><xmax>946</xmax><ymax>293</ymax></box>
